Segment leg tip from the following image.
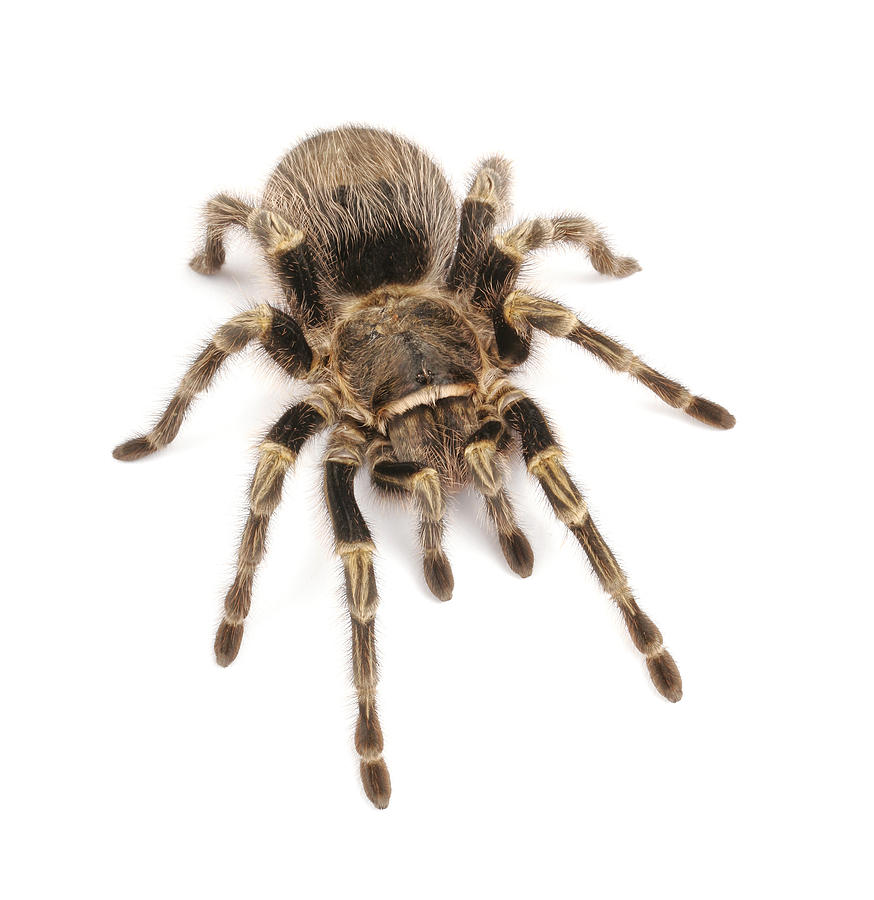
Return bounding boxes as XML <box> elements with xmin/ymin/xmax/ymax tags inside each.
<box><xmin>189</xmin><ymin>251</ymin><xmax>223</xmax><ymax>275</ymax></box>
<box><xmin>214</xmin><ymin>620</ymin><xmax>244</xmax><ymax>667</ymax></box>
<box><xmin>112</xmin><ymin>436</ymin><xmax>155</xmax><ymax>461</ymax></box>
<box><xmin>647</xmin><ymin>650</ymin><xmax>683</xmax><ymax>702</ymax></box>
<box><xmin>499</xmin><ymin>529</ymin><xmax>534</xmax><ymax>578</ymax></box>
<box><xmin>360</xmin><ymin>758</ymin><xmax>391</xmax><ymax>809</ymax></box>
<box><xmin>686</xmin><ymin>397</ymin><xmax>736</xmax><ymax>430</ymax></box>
<box><xmin>424</xmin><ymin>552</ymin><xmax>454</xmax><ymax>602</ymax></box>
<box><xmin>615</xmin><ymin>256</ymin><xmax>642</xmax><ymax>277</ymax></box>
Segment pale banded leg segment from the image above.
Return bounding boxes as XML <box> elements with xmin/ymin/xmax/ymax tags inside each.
<box><xmin>189</xmin><ymin>193</ymin><xmax>254</xmax><ymax>275</ymax></box>
<box><xmin>503</xmin><ymin>394</ymin><xmax>682</xmax><ymax>702</ymax></box>
<box><xmin>503</xmin><ymin>291</ymin><xmax>736</xmax><ymax>429</ymax></box>
<box><xmin>214</xmin><ymin>401</ymin><xmax>327</xmax><ymax>666</ymax></box>
<box><xmin>112</xmin><ymin>305</ymin><xmax>314</xmax><ymax>461</ymax></box>
<box><xmin>371</xmin><ymin>459</ymin><xmax>454</xmax><ymax>602</ymax></box>
<box><xmin>499</xmin><ymin>215</ymin><xmax>640</xmax><ymax>278</ymax></box>
<box><xmin>325</xmin><ymin>424</ymin><xmax>391</xmax><ymax>809</ymax></box>
<box><xmin>463</xmin><ymin>419</ymin><xmax>533</xmax><ymax>577</ymax></box>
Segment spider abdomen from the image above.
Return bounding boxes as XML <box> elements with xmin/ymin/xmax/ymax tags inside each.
<box><xmin>262</xmin><ymin>127</ymin><xmax>457</xmax><ymax>297</ymax></box>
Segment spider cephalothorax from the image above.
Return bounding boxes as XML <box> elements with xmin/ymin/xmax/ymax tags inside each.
<box><xmin>332</xmin><ymin>287</ymin><xmax>485</xmax><ymax>421</ymax></box>
<box><xmin>113</xmin><ymin>126</ymin><xmax>735</xmax><ymax>808</ymax></box>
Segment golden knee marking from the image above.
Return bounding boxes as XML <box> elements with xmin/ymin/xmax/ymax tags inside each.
<box><xmin>340</xmin><ymin>542</ymin><xmax>378</xmax><ymax>621</ymax></box>
<box><xmin>529</xmin><ymin>451</ymin><xmax>583</xmax><ymax>520</ymax></box>
<box><xmin>494</xmin><ymin>387</ymin><xmax>528</xmax><ymax>415</ymax></box>
<box><xmin>250</xmin><ymin>440</ymin><xmax>295</xmax><ymax>516</ymax></box>
<box><xmin>499</xmin><ymin>218</ymin><xmax>555</xmax><ymax>255</ymax></box>
<box><xmin>247</xmin><ymin>209</ymin><xmax>304</xmax><ymax>256</ymax></box>
<box><xmin>214</xmin><ymin>305</ymin><xmax>273</xmax><ymax>353</ymax></box>
<box><xmin>411</xmin><ymin>468</ymin><xmax>443</xmax><ymax>520</ymax></box>
<box><xmin>526</xmin><ymin>445</ymin><xmax>564</xmax><ymax>470</ymax></box>
<box><xmin>464</xmin><ymin>440</ymin><xmax>502</xmax><ymax>496</ymax></box>
<box><xmin>306</xmin><ymin>384</ymin><xmax>341</xmax><ymax>425</ymax></box>
<box><xmin>504</xmin><ymin>291</ymin><xmax>577</xmax><ymax>338</ymax></box>
<box><xmin>492</xmin><ymin>233</ymin><xmax>524</xmax><ymax>262</ymax></box>
<box><xmin>468</xmin><ymin>168</ymin><xmax>501</xmax><ymax>206</ymax></box>
<box><xmin>326</xmin><ymin>421</ymin><xmax>368</xmax><ymax>465</ymax></box>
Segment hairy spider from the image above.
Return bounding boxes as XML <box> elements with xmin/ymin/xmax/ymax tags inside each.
<box><xmin>113</xmin><ymin>126</ymin><xmax>735</xmax><ymax>808</ymax></box>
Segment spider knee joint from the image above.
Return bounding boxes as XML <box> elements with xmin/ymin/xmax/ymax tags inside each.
<box><xmin>214</xmin><ymin>305</ymin><xmax>273</xmax><ymax>353</ymax></box>
<box><xmin>250</xmin><ymin>440</ymin><xmax>295</xmax><ymax>515</ymax></box>
<box><xmin>339</xmin><ymin>542</ymin><xmax>378</xmax><ymax>620</ymax></box>
<box><xmin>411</xmin><ymin>468</ymin><xmax>443</xmax><ymax>519</ymax></box>
<box><xmin>247</xmin><ymin>209</ymin><xmax>305</xmax><ymax>256</ymax></box>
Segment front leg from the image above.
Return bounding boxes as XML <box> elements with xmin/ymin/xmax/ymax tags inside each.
<box><xmin>325</xmin><ymin>422</ymin><xmax>391</xmax><ymax>809</ymax></box>
<box><xmin>215</xmin><ymin>399</ymin><xmax>329</xmax><ymax>665</ymax></box>
<box><xmin>113</xmin><ymin>305</ymin><xmax>314</xmax><ymax>461</ymax></box>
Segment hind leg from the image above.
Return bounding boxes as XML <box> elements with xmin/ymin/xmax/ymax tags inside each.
<box><xmin>189</xmin><ymin>192</ymin><xmax>255</xmax><ymax>274</ymax></box>
<box><xmin>500</xmin><ymin>391</ymin><xmax>682</xmax><ymax>701</ymax></box>
<box><xmin>325</xmin><ymin>422</ymin><xmax>392</xmax><ymax>808</ymax></box>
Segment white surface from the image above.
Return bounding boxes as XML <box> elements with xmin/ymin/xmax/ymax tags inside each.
<box><xmin>3</xmin><ymin>2</ymin><xmax>871</xmax><ymax>897</ymax></box>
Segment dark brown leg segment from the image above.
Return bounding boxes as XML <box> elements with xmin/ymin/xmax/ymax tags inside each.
<box><xmin>503</xmin><ymin>291</ymin><xmax>735</xmax><ymax>429</ymax></box>
<box><xmin>449</xmin><ymin>156</ymin><xmax>512</xmax><ymax>294</ymax></box>
<box><xmin>325</xmin><ymin>423</ymin><xmax>391</xmax><ymax>809</ymax></box>
<box><xmin>246</xmin><ymin>209</ymin><xmax>326</xmax><ymax>326</ymax></box>
<box><xmin>503</xmin><ymin>394</ymin><xmax>682</xmax><ymax>701</ymax></box>
<box><xmin>112</xmin><ymin>305</ymin><xmax>313</xmax><ymax>461</ymax></box>
<box><xmin>214</xmin><ymin>401</ymin><xmax>327</xmax><ymax>667</ymax></box>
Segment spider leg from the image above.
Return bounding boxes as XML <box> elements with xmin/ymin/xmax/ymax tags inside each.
<box><xmin>462</xmin><ymin>419</ymin><xmax>533</xmax><ymax>577</ymax></box>
<box><xmin>503</xmin><ymin>290</ymin><xmax>735</xmax><ymax>429</ymax></box>
<box><xmin>325</xmin><ymin>422</ymin><xmax>391</xmax><ymax>809</ymax></box>
<box><xmin>449</xmin><ymin>156</ymin><xmax>512</xmax><ymax>294</ymax></box>
<box><xmin>112</xmin><ymin>305</ymin><xmax>313</xmax><ymax>461</ymax></box>
<box><xmin>246</xmin><ymin>209</ymin><xmax>326</xmax><ymax>326</ymax></box>
<box><xmin>495</xmin><ymin>386</ymin><xmax>682</xmax><ymax>702</ymax></box>
<box><xmin>465</xmin><ymin>216</ymin><xmax>640</xmax><ymax>366</ymax></box>
<box><xmin>369</xmin><ymin>452</ymin><xmax>454</xmax><ymax>602</ymax></box>
<box><xmin>189</xmin><ymin>196</ymin><xmax>326</xmax><ymax>324</ymax></box>
<box><xmin>214</xmin><ymin>400</ymin><xmax>329</xmax><ymax>665</ymax></box>
<box><xmin>499</xmin><ymin>216</ymin><xmax>640</xmax><ymax>278</ymax></box>
<box><xmin>189</xmin><ymin>193</ymin><xmax>255</xmax><ymax>275</ymax></box>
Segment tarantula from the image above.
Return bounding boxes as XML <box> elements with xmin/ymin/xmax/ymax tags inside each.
<box><xmin>113</xmin><ymin>126</ymin><xmax>734</xmax><ymax>808</ymax></box>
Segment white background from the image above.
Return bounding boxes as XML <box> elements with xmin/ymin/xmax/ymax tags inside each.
<box><xmin>3</xmin><ymin>2</ymin><xmax>871</xmax><ymax>897</ymax></box>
